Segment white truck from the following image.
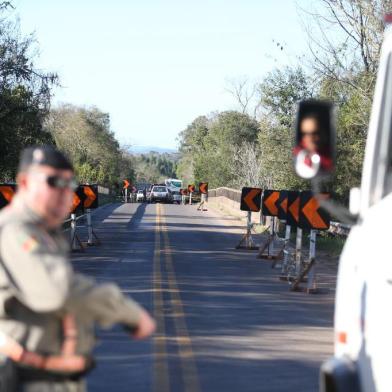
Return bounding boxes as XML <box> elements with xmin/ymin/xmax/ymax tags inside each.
<box><xmin>164</xmin><ymin>178</ymin><xmax>183</xmax><ymax>204</ymax></box>
<box><xmin>294</xmin><ymin>21</ymin><xmax>392</xmax><ymax>392</ymax></box>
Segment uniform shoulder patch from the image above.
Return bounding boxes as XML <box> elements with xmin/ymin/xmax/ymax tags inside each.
<box><xmin>21</xmin><ymin>235</ymin><xmax>39</xmax><ymax>253</ymax></box>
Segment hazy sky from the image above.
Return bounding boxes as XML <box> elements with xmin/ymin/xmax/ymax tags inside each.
<box><xmin>13</xmin><ymin>0</ymin><xmax>311</xmax><ymax>150</ymax></box>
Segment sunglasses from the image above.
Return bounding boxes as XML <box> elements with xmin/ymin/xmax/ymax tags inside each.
<box><xmin>301</xmin><ymin>131</ymin><xmax>319</xmax><ymax>137</ymax></box>
<box><xmin>46</xmin><ymin>175</ymin><xmax>78</xmax><ymax>191</ymax></box>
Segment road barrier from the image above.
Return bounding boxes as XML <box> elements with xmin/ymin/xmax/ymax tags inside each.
<box><xmin>188</xmin><ymin>184</ymin><xmax>195</xmax><ymax>204</ymax></box>
<box><xmin>236</xmin><ymin>187</ymin><xmax>262</xmax><ymax>250</ymax></box>
<box><xmin>258</xmin><ymin>191</ymin><xmax>283</xmax><ymax>259</ymax></box>
<box><xmin>0</xmin><ymin>184</ymin><xmax>16</xmax><ymax>209</ymax></box>
<box><xmin>209</xmin><ymin>187</ymin><xmax>349</xmax><ymax>236</ymax></box>
<box><xmin>180</xmin><ymin>188</ymin><xmax>188</xmax><ymax>204</ymax></box>
<box><xmin>209</xmin><ymin>186</ymin><xmax>347</xmax><ymax>294</ymax></box>
<box><xmin>0</xmin><ymin>183</ymin><xmax>106</xmax><ymax>251</ymax></box>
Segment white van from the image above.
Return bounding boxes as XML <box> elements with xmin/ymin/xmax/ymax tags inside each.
<box><xmin>294</xmin><ymin>21</ymin><xmax>392</xmax><ymax>392</ymax></box>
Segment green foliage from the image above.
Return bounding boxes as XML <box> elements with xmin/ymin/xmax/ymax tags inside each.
<box><xmin>45</xmin><ymin>104</ymin><xmax>133</xmax><ymax>188</ymax></box>
<box><xmin>177</xmin><ymin>60</ymin><xmax>372</xmax><ymax>200</ymax></box>
<box><xmin>175</xmin><ymin>2</ymin><xmax>384</xmax><ymax>199</ymax></box>
<box><xmin>132</xmin><ymin>152</ymin><xmax>178</xmax><ymax>184</ymax></box>
<box><xmin>0</xmin><ymin>12</ymin><xmax>58</xmax><ymax>181</ymax></box>
<box><xmin>257</xmin><ymin>66</ymin><xmax>313</xmax><ymax>191</ymax></box>
<box><xmin>177</xmin><ymin>111</ymin><xmax>259</xmax><ymax>188</ymax></box>
<box><xmin>319</xmin><ymin>73</ymin><xmax>372</xmax><ymax>201</ymax></box>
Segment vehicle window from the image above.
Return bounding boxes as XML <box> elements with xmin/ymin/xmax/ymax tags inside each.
<box><xmin>170</xmin><ymin>181</ymin><xmax>182</xmax><ymax>188</ymax></box>
<box><xmin>153</xmin><ymin>186</ymin><xmax>166</xmax><ymax>192</ymax></box>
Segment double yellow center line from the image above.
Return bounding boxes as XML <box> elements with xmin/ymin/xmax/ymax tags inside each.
<box><xmin>153</xmin><ymin>203</ymin><xmax>200</xmax><ymax>392</ymax></box>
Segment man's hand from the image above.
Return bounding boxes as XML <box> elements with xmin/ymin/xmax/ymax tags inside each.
<box><xmin>131</xmin><ymin>309</ymin><xmax>156</xmax><ymax>339</ymax></box>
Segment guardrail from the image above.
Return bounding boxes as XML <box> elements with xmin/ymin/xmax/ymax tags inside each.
<box><xmin>208</xmin><ymin>187</ymin><xmax>241</xmax><ymax>203</ymax></box>
<box><xmin>0</xmin><ymin>183</ymin><xmax>117</xmax><ymax>253</ymax></box>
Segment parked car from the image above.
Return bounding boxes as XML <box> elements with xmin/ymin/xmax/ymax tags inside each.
<box><xmin>150</xmin><ymin>185</ymin><xmax>171</xmax><ymax>203</ymax></box>
<box><xmin>170</xmin><ymin>189</ymin><xmax>182</xmax><ymax>204</ymax></box>
<box><xmin>146</xmin><ymin>183</ymin><xmax>159</xmax><ymax>203</ymax></box>
<box><xmin>136</xmin><ymin>189</ymin><xmax>145</xmax><ymax>202</ymax></box>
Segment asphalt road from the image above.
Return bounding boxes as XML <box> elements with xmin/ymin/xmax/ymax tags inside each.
<box><xmin>71</xmin><ymin>202</ymin><xmax>335</xmax><ymax>392</ymax></box>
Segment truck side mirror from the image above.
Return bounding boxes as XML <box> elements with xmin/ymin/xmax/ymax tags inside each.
<box><xmin>294</xmin><ymin>100</ymin><xmax>335</xmax><ymax>179</ymax></box>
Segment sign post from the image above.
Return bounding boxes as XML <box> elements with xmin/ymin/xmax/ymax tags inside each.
<box><xmin>258</xmin><ymin>190</ymin><xmax>283</xmax><ymax>260</ymax></box>
<box><xmin>70</xmin><ymin>185</ymin><xmax>100</xmax><ymax>248</ymax></box>
<box><xmin>277</xmin><ymin>191</ymin><xmax>301</xmax><ymax>281</ymax></box>
<box><xmin>180</xmin><ymin>189</ymin><xmax>187</xmax><ymax>204</ymax></box>
<box><xmin>291</xmin><ymin>192</ymin><xmax>330</xmax><ymax>293</ymax></box>
<box><xmin>236</xmin><ymin>187</ymin><xmax>262</xmax><ymax>250</ymax></box>
<box><xmin>70</xmin><ymin>213</ymin><xmax>84</xmax><ymax>252</ymax></box>
<box><xmin>123</xmin><ymin>180</ymin><xmax>130</xmax><ymax>203</ymax></box>
<box><xmin>295</xmin><ymin>227</ymin><xmax>303</xmax><ymax>278</ymax></box>
<box><xmin>281</xmin><ymin>224</ymin><xmax>291</xmax><ymax>274</ymax></box>
<box><xmin>188</xmin><ymin>185</ymin><xmax>195</xmax><ymax>205</ymax></box>
<box><xmin>87</xmin><ymin>209</ymin><xmax>93</xmax><ymax>246</ymax></box>
<box><xmin>274</xmin><ymin>190</ymin><xmax>290</xmax><ymax>270</ymax></box>
<box><xmin>70</xmin><ymin>213</ymin><xmax>77</xmax><ymax>250</ymax></box>
<box><xmin>306</xmin><ymin>229</ymin><xmax>317</xmax><ymax>293</ymax></box>
<box><xmin>82</xmin><ymin>185</ymin><xmax>100</xmax><ymax>246</ymax></box>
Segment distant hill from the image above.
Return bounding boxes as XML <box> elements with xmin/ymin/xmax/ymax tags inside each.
<box><xmin>128</xmin><ymin>145</ymin><xmax>177</xmax><ymax>154</ymax></box>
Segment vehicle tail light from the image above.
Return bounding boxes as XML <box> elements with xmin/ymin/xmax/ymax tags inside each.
<box><xmin>336</xmin><ymin>331</ymin><xmax>347</xmax><ymax>344</ymax></box>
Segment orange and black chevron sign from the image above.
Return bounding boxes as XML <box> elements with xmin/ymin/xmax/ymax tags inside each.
<box><xmin>299</xmin><ymin>191</ymin><xmax>330</xmax><ymax>230</ymax></box>
<box><xmin>262</xmin><ymin>190</ymin><xmax>280</xmax><ymax>217</ymax></box>
<box><xmin>82</xmin><ymin>185</ymin><xmax>99</xmax><ymax>209</ymax></box>
<box><xmin>199</xmin><ymin>182</ymin><xmax>208</xmax><ymax>194</ymax></box>
<box><xmin>240</xmin><ymin>187</ymin><xmax>262</xmax><ymax>212</ymax></box>
<box><xmin>71</xmin><ymin>185</ymin><xmax>99</xmax><ymax>213</ymax></box>
<box><xmin>0</xmin><ymin>184</ymin><xmax>16</xmax><ymax>209</ymax></box>
<box><xmin>277</xmin><ymin>191</ymin><xmax>289</xmax><ymax>220</ymax></box>
<box><xmin>286</xmin><ymin>191</ymin><xmax>301</xmax><ymax>227</ymax></box>
<box><xmin>71</xmin><ymin>186</ymin><xmax>84</xmax><ymax>213</ymax></box>
<box><xmin>123</xmin><ymin>180</ymin><xmax>130</xmax><ymax>189</ymax></box>
<box><xmin>188</xmin><ymin>184</ymin><xmax>196</xmax><ymax>193</ymax></box>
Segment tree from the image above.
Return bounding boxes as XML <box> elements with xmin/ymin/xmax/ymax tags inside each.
<box><xmin>225</xmin><ymin>77</ymin><xmax>258</xmax><ymax>117</ymax></box>
<box><xmin>301</xmin><ymin>0</ymin><xmax>387</xmax><ymax>99</ymax></box>
<box><xmin>298</xmin><ymin>0</ymin><xmax>389</xmax><ymax>199</ymax></box>
<box><xmin>0</xmin><ymin>5</ymin><xmax>58</xmax><ymax>181</ymax></box>
<box><xmin>177</xmin><ymin>111</ymin><xmax>260</xmax><ymax>188</ymax></box>
<box><xmin>45</xmin><ymin>104</ymin><xmax>128</xmax><ymax>187</ymax></box>
<box><xmin>257</xmin><ymin>66</ymin><xmax>313</xmax><ymax>190</ymax></box>
<box><xmin>131</xmin><ymin>152</ymin><xmax>178</xmax><ymax>184</ymax></box>
<box><xmin>231</xmin><ymin>142</ymin><xmax>264</xmax><ymax>188</ymax></box>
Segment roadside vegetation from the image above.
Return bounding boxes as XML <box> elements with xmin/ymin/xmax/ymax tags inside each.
<box><xmin>0</xmin><ymin>2</ymin><xmax>178</xmax><ymax>188</ymax></box>
<box><xmin>1</xmin><ymin>0</ymin><xmax>390</xmax><ymax>200</ymax></box>
<box><xmin>132</xmin><ymin>152</ymin><xmax>178</xmax><ymax>184</ymax></box>
<box><xmin>177</xmin><ymin>0</ymin><xmax>389</xmax><ymax>204</ymax></box>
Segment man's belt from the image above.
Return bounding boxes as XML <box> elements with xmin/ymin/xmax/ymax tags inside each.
<box><xmin>0</xmin><ymin>314</ymin><xmax>90</xmax><ymax>374</ymax></box>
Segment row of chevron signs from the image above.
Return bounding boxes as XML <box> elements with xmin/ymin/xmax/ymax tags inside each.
<box><xmin>240</xmin><ymin>187</ymin><xmax>330</xmax><ymax>230</ymax></box>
